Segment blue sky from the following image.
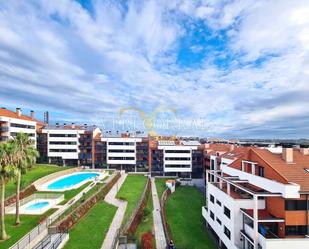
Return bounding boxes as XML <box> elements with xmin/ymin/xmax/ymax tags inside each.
<box><xmin>1</xmin><ymin>0</ymin><xmax>309</xmax><ymax>138</ymax></box>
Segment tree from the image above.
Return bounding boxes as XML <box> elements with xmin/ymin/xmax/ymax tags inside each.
<box><xmin>12</xmin><ymin>133</ymin><xmax>39</xmax><ymax>225</ymax></box>
<box><xmin>0</xmin><ymin>142</ymin><xmax>18</xmax><ymax>240</ymax></box>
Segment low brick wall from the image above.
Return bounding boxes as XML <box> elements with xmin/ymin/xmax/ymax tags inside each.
<box><xmin>56</xmin><ymin>172</ymin><xmax>121</xmax><ymax>230</ymax></box>
<box><xmin>122</xmin><ymin>177</ymin><xmax>151</xmax><ymax>236</ymax></box>
<box><xmin>160</xmin><ymin>188</ymin><xmax>172</xmax><ymax>243</ymax></box>
<box><xmin>5</xmin><ymin>184</ymin><xmax>37</xmax><ymax>207</ymax></box>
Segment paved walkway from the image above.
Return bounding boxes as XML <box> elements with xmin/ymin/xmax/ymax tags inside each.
<box><xmin>101</xmin><ymin>172</ymin><xmax>128</xmax><ymax>249</ymax></box>
<box><xmin>151</xmin><ymin>178</ymin><xmax>167</xmax><ymax>249</ymax></box>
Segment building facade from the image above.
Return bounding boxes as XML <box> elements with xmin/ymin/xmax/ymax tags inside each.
<box><xmin>40</xmin><ymin>124</ymin><xmax>101</xmax><ymax>166</ymax></box>
<box><xmin>150</xmin><ymin>139</ymin><xmax>204</xmax><ymax>178</ymax></box>
<box><xmin>0</xmin><ymin>107</ymin><xmax>40</xmax><ymax>146</ymax></box>
<box><xmin>203</xmin><ymin>146</ymin><xmax>309</xmax><ymax>249</ymax></box>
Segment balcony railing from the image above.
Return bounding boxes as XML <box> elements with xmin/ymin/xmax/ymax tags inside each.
<box><xmin>0</xmin><ymin>126</ymin><xmax>9</xmax><ymax>132</ymax></box>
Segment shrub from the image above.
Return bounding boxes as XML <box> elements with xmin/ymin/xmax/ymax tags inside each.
<box><xmin>141</xmin><ymin>232</ymin><xmax>153</xmax><ymax>249</ymax></box>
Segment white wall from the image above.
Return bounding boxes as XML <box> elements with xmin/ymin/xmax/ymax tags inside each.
<box><xmin>221</xmin><ymin>165</ymin><xmax>300</xmax><ymax>198</ymax></box>
<box><xmin>0</xmin><ymin>116</ymin><xmax>37</xmax><ymax>147</ymax></box>
<box><xmin>205</xmin><ymin>183</ymin><xmax>265</xmax><ymax>249</ymax></box>
<box><xmin>158</xmin><ymin>145</ymin><xmax>197</xmax><ymax>173</ymax></box>
<box><xmin>42</xmin><ymin>129</ymin><xmax>84</xmax><ymax>160</ymax></box>
<box><xmin>102</xmin><ymin>137</ymin><xmax>142</xmax><ymax>165</ymax></box>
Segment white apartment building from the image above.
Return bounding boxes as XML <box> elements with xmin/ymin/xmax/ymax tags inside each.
<box><xmin>0</xmin><ymin>108</ymin><xmax>38</xmax><ymax>146</ymax></box>
<box><xmin>42</xmin><ymin>126</ymin><xmax>85</xmax><ymax>165</ymax></box>
<box><xmin>102</xmin><ymin>137</ymin><xmax>142</xmax><ymax>167</ymax></box>
<box><xmin>157</xmin><ymin>140</ymin><xmax>198</xmax><ymax>176</ymax></box>
<box><xmin>203</xmin><ymin>147</ymin><xmax>309</xmax><ymax>249</ymax></box>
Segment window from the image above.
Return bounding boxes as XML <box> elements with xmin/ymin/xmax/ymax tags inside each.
<box><xmin>216</xmin><ymin>199</ymin><xmax>222</xmax><ymax>206</ymax></box>
<box><xmin>216</xmin><ymin>217</ymin><xmax>222</xmax><ymax>225</ymax></box>
<box><xmin>224</xmin><ymin>226</ymin><xmax>231</xmax><ymax>239</ymax></box>
<box><xmin>210</xmin><ymin>194</ymin><xmax>215</xmax><ymax>204</ymax></box>
<box><xmin>49</xmin><ymin>134</ymin><xmax>77</xmax><ymax>137</ymax></box>
<box><xmin>285</xmin><ymin>225</ymin><xmax>307</xmax><ymax>236</ymax></box>
<box><xmin>285</xmin><ymin>200</ymin><xmax>308</xmax><ymax>211</ymax></box>
<box><xmin>210</xmin><ymin>211</ymin><xmax>215</xmax><ymax>220</ymax></box>
<box><xmin>49</xmin><ymin>149</ymin><xmax>77</xmax><ymax>152</ymax></box>
<box><xmin>224</xmin><ymin>206</ymin><xmax>231</xmax><ymax>219</ymax></box>
<box><xmin>258</xmin><ymin>166</ymin><xmax>264</xmax><ymax>177</ymax></box>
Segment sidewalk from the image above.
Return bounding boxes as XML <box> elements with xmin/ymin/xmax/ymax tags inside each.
<box><xmin>101</xmin><ymin>172</ymin><xmax>128</xmax><ymax>249</ymax></box>
<box><xmin>151</xmin><ymin>178</ymin><xmax>167</xmax><ymax>249</ymax></box>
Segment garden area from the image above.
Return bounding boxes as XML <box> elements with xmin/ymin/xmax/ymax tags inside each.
<box><xmin>63</xmin><ymin>201</ymin><xmax>117</xmax><ymax>249</ymax></box>
<box><xmin>165</xmin><ymin>186</ymin><xmax>216</xmax><ymax>249</ymax></box>
<box><xmin>0</xmin><ymin>208</ymin><xmax>57</xmax><ymax>249</ymax></box>
<box><xmin>134</xmin><ymin>192</ymin><xmax>155</xmax><ymax>248</ymax></box>
<box><xmin>155</xmin><ymin>178</ymin><xmax>168</xmax><ymax>198</ymax></box>
<box><xmin>116</xmin><ymin>174</ymin><xmax>148</xmax><ymax>226</ymax></box>
<box><xmin>5</xmin><ymin>164</ymin><xmax>69</xmax><ymax>198</ymax></box>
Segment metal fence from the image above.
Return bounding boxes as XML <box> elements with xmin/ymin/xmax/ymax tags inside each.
<box><xmin>10</xmin><ymin>218</ymin><xmax>52</xmax><ymax>249</ymax></box>
<box><xmin>9</xmin><ymin>172</ymin><xmax>119</xmax><ymax>249</ymax></box>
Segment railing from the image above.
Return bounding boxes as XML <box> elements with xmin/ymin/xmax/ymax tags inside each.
<box><xmin>9</xmin><ymin>186</ymin><xmax>87</xmax><ymax>249</ymax></box>
<box><xmin>10</xmin><ymin>218</ymin><xmax>52</xmax><ymax>249</ymax></box>
<box><xmin>5</xmin><ymin>193</ymin><xmax>64</xmax><ymax>214</ymax></box>
<box><xmin>33</xmin><ymin>229</ymin><xmax>68</xmax><ymax>249</ymax></box>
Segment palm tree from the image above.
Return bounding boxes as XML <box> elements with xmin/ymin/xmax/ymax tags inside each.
<box><xmin>12</xmin><ymin>133</ymin><xmax>39</xmax><ymax>225</ymax></box>
<box><xmin>0</xmin><ymin>142</ymin><xmax>18</xmax><ymax>240</ymax></box>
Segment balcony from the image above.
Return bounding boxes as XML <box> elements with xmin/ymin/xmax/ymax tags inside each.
<box><xmin>202</xmin><ymin>206</ymin><xmax>208</xmax><ymax>220</ymax></box>
<box><xmin>0</xmin><ymin>126</ymin><xmax>9</xmax><ymax>132</ymax></box>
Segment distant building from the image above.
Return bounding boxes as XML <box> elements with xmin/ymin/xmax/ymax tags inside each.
<box><xmin>39</xmin><ymin>124</ymin><xmax>101</xmax><ymax>166</ymax></box>
<box><xmin>99</xmin><ymin>134</ymin><xmax>149</xmax><ymax>172</ymax></box>
<box><xmin>0</xmin><ymin>107</ymin><xmax>42</xmax><ymax>147</ymax></box>
<box><xmin>150</xmin><ymin>139</ymin><xmax>204</xmax><ymax>178</ymax></box>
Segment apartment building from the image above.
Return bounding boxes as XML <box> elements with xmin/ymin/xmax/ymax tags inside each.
<box><xmin>203</xmin><ymin>146</ymin><xmax>309</xmax><ymax>249</ymax></box>
<box><xmin>150</xmin><ymin>139</ymin><xmax>204</xmax><ymax>178</ymax></box>
<box><xmin>39</xmin><ymin>124</ymin><xmax>101</xmax><ymax>166</ymax></box>
<box><xmin>99</xmin><ymin>134</ymin><xmax>149</xmax><ymax>171</ymax></box>
<box><xmin>0</xmin><ymin>107</ymin><xmax>41</xmax><ymax>146</ymax></box>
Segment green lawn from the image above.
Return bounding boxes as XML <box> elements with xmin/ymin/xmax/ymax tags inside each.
<box><xmin>63</xmin><ymin>201</ymin><xmax>117</xmax><ymax>249</ymax></box>
<box><xmin>116</xmin><ymin>175</ymin><xmax>147</xmax><ymax>225</ymax></box>
<box><xmin>155</xmin><ymin>178</ymin><xmax>168</xmax><ymax>198</ymax></box>
<box><xmin>165</xmin><ymin>186</ymin><xmax>216</xmax><ymax>249</ymax></box>
<box><xmin>134</xmin><ymin>194</ymin><xmax>155</xmax><ymax>248</ymax></box>
<box><xmin>6</xmin><ymin>164</ymin><xmax>70</xmax><ymax>198</ymax></box>
<box><xmin>36</xmin><ymin>182</ymin><xmax>91</xmax><ymax>205</ymax></box>
<box><xmin>0</xmin><ymin>209</ymin><xmax>57</xmax><ymax>249</ymax></box>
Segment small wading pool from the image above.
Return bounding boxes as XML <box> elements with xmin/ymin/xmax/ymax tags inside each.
<box><xmin>47</xmin><ymin>172</ymin><xmax>100</xmax><ymax>191</ymax></box>
<box><xmin>25</xmin><ymin>201</ymin><xmax>49</xmax><ymax>211</ymax></box>
<box><xmin>5</xmin><ymin>193</ymin><xmax>64</xmax><ymax>215</ymax></box>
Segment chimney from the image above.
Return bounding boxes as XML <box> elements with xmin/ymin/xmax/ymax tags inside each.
<box><xmin>282</xmin><ymin>147</ymin><xmax>293</xmax><ymax>163</ymax></box>
<box><xmin>230</xmin><ymin>144</ymin><xmax>235</xmax><ymax>151</ymax></box>
<box><xmin>71</xmin><ymin>123</ymin><xmax>75</xmax><ymax>129</ymax></box>
<box><xmin>30</xmin><ymin>110</ymin><xmax>34</xmax><ymax>119</ymax></box>
<box><xmin>16</xmin><ymin>108</ymin><xmax>22</xmax><ymax>117</ymax></box>
<box><xmin>300</xmin><ymin>145</ymin><xmax>309</xmax><ymax>156</ymax></box>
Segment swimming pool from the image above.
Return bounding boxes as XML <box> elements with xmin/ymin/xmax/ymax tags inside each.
<box><xmin>46</xmin><ymin>172</ymin><xmax>100</xmax><ymax>191</ymax></box>
<box><xmin>25</xmin><ymin>201</ymin><xmax>49</xmax><ymax>211</ymax></box>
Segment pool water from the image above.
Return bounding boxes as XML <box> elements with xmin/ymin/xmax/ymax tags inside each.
<box><xmin>26</xmin><ymin>201</ymin><xmax>49</xmax><ymax>211</ymax></box>
<box><xmin>47</xmin><ymin>172</ymin><xmax>100</xmax><ymax>191</ymax></box>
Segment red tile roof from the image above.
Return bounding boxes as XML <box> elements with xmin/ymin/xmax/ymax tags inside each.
<box><xmin>252</xmin><ymin>148</ymin><xmax>309</xmax><ymax>192</ymax></box>
<box><xmin>0</xmin><ymin>108</ymin><xmax>41</xmax><ymax>123</ymax></box>
<box><xmin>229</xmin><ymin>147</ymin><xmax>309</xmax><ymax>192</ymax></box>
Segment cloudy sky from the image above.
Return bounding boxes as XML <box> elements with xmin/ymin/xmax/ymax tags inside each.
<box><xmin>1</xmin><ymin>0</ymin><xmax>309</xmax><ymax>138</ymax></box>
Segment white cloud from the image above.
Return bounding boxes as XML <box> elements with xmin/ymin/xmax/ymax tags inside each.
<box><xmin>0</xmin><ymin>0</ymin><xmax>309</xmax><ymax>137</ymax></box>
